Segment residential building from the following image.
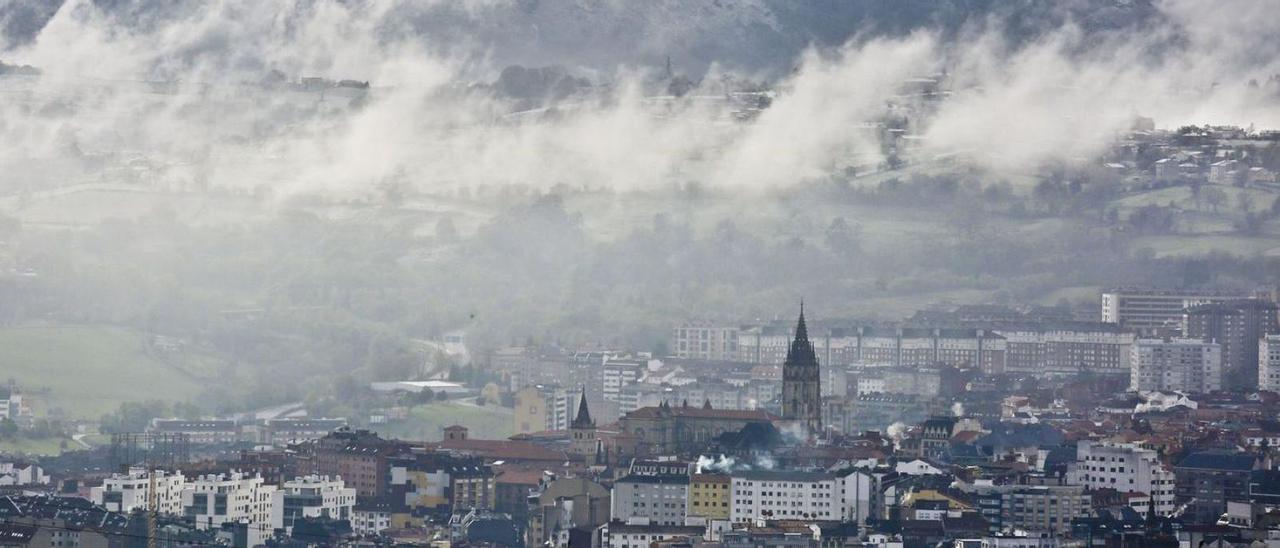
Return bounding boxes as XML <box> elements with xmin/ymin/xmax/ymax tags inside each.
<box><xmin>673</xmin><ymin>322</ymin><xmax>740</xmax><ymax>361</ymax></box>
<box><xmin>182</xmin><ymin>471</ymin><xmax>278</xmax><ymax>547</ymax></box>
<box><xmin>1101</xmin><ymin>288</ymin><xmax>1247</xmax><ymax>333</ymax></box>
<box><xmin>274</xmin><ymin>475</ymin><xmax>356</xmax><ymax>534</ymax></box>
<box><xmin>993</xmin><ymin>322</ymin><xmax>1135</xmax><ymax>377</ymax></box>
<box><xmin>603</xmin><ymin>360</ymin><xmax>644</xmax><ymax>411</ymax></box>
<box><xmin>729</xmin><ymin>470</ymin><xmax>843</xmax><ymax>522</ymax></box>
<box><xmin>964</xmin><ymin>485</ymin><xmax>1090</xmax><ymax>536</ymax></box>
<box><xmin>738</xmin><ymin>325</ymin><xmax>1007</xmax><ymax>373</ymax></box>
<box><xmin>304</xmin><ymin>428</ymin><xmax>410</xmax><ymax>498</ymax></box>
<box><xmin>1072</xmin><ymin>441</ymin><xmax>1176</xmax><ymax>516</ymax></box>
<box><xmin>1261</xmin><ymin>335</ymin><xmax>1280</xmax><ymax>391</ymax></box>
<box><xmin>0</xmin><ymin>463</ymin><xmax>47</xmax><ymax>487</ymax></box>
<box><xmin>688</xmin><ymin>473</ymin><xmax>731</xmax><ymax>521</ymax></box>
<box><xmin>603</xmin><ymin>521</ymin><xmax>705</xmax><ymax>548</ymax></box>
<box><xmin>1174</xmin><ymin>450</ymin><xmax>1259</xmax><ymax>524</ymax></box>
<box><xmin>525</xmin><ymin>477</ymin><xmax>610</xmax><ymax>548</ymax></box>
<box><xmin>91</xmin><ymin>467</ymin><xmax>186</xmax><ymax>515</ymax></box>
<box><xmin>610</xmin><ymin>473</ymin><xmax>689</xmax><ymax>525</ymax></box>
<box><xmin>352</xmin><ymin>501</ymin><xmax>393</xmax><ymax>536</ymax></box>
<box><xmin>150</xmin><ymin>419</ymin><xmax>240</xmax><ymax>444</ymax></box>
<box><xmin>513</xmin><ymin>385</ymin><xmax>575</xmax><ymax>434</ymax></box>
<box><xmin>1129</xmin><ymin>338</ymin><xmax>1222</xmax><ymax>393</ymax></box>
<box><xmin>1184</xmin><ymin>299</ymin><xmax>1280</xmax><ymax>390</ymax></box>
<box><xmin>261</xmin><ymin>418</ymin><xmax>347</xmax><ymax>445</ymax></box>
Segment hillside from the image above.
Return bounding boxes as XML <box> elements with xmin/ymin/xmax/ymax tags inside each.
<box><xmin>0</xmin><ymin>325</ymin><xmax>227</xmax><ymax>419</ymax></box>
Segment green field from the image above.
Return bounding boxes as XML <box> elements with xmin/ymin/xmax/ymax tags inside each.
<box><xmin>372</xmin><ymin>401</ymin><xmax>515</xmax><ymax>442</ymax></box>
<box><xmin>0</xmin><ymin>325</ymin><xmax>224</xmax><ymax>419</ymax></box>
<box><xmin>0</xmin><ymin>436</ymin><xmax>73</xmax><ymax>456</ymax></box>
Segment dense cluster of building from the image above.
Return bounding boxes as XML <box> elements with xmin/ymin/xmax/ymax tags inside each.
<box><xmin>3</xmin><ymin>290</ymin><xmax>1280</xmax><ymax>546</ymax></box>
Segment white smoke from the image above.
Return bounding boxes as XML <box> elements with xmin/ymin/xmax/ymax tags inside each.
<box><xmin>754</xmin><ymin>452</ymin><xmax>777</xmax><ymax>471</ymax></box>
<box><xmin>695</xmin><ymin>454</ymin><xmax>739</xmax><ymax>473</ymax></box>
<box><xmin>885</xmin><ymin>421</ymin><xmax>907</xmax><ymax>450</ymax></box>
<box><xmin>951</xmin><ymin>402</ymin><xmax>965</xmax><ymax>417</ymax></box>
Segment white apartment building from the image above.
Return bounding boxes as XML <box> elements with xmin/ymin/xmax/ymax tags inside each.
<box><xmin>603</xmin><ymin>522</ymin><xmax>706</xmax><ymax>548</ymax></box>
<box><xmin>1101</xmin><ymin>288</ymin><xmax>1245</xmax><ymax>333</ymax></box>
<box><xmin>673</xmin><ymin>323</ymin><xmax>739</xmax><ymax>361</ymax></box>
<box><xmin>1072</xmin><ymin>441</ymin><xmax>1175</xmax><ymax>515</ymax></box>
<box><xmin>183</xmin><ymin>472</ymin><xmax>279</xmax><ymax>547</ymax></box>
<box><xmin>1130</xmin><ymin>339</ymin><xmax>1222</xmax><ymax>393</ymax></box>
<box><xmin>603</xmin><ymin>361</ymin><xmax>643</xmax><ymax>405</ymax></box>
<box><xmin>730</xmin><ymin>471</ymin><xmax>845</xmax><ymax>522</ymax></box>
<box><xmin>610</xmin><ymin>474</ymin><xmax>689</xmax><ymax>526</ymax></box>
<box><xmin>91</xmin><ymin>467</ymin><xmax>186</xmax><ymax>515</ymax></box>
<box><xmin>352</xmin><ymin>506</ymin><xmax>392</xmax><ymax>535</ymax></box>
<box><xmin>1261</xmin><ymin>335</ymin><xmax>1280</xmax><ymax>391</ymax></box>
<box><xmin>274</xmin><ymin>475</ymin><xmax>356</xmax><ymax>533</ymax></box>
<box><xmin>0</xmin><ymin>462</ymin><xmax>48</xmax><ymax>486</ymax></box>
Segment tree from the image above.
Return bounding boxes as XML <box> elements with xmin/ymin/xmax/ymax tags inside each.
<box><xmin>0</xmin><ymin>418</ymin><xmax>17</xmax><ymax>439</ymax></box>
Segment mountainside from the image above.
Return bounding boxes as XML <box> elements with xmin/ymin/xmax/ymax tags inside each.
<box><xmin>1</xmin><ymin>0</ymin><xmax>1165</xmax><ymax>76</ymax></box>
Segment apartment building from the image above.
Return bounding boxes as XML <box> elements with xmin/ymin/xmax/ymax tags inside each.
<box><xmin>91</xmin><ymin>468</ymin><xmax>186</xmax><ymax>515</ymax></box>
<box><xmin>1073</xmin><ymin>441</ymin><xmax>1176</xmax><ymax>515</ymax></box>
<box><xmin>1101</xmin><ymin>288</ymin><xmax>1246</xmax><ymax>333</ymax></box>
<box><xmin>611</xmin><ymin>473</ymin><xmax>689</xmax><ymax>525</ymax></box>
<box><xmin>673</xmin><ymin>323</ymin><xmax>740</xmax><ymax>361</ymax></box>
<box><xmin>729</xmin><ymin>471</ymin><xmax>842</xmax><ymax>523</ymax></box>
<box><xmin>1261</xmin><ymin>335</ymin><xmax>1280</xmax><ymax>391</ymax></box>
<box><xmin>274</xmin><ymin>475</ymin><xmax>356</xmax><ymax>534</ymax></box>
<box><xmin>183</xmin><ymin>472</ymin><xmax>278</xmax><ymax>547</ymax></box>
<box><xmin>1129</xmin><ymin>339</ymin><xmax>1222</xmax><ymax>393</ymax></box>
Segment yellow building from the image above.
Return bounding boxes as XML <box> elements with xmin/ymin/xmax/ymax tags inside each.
<box><xmin>688</xmin><ymin>473</ymin><xmax>731</xmax><ymax>520</ymax></box>
<box><xmin>514</xmin><ymin>386</ymin><xmax>550</xmax><ymax>434</ymax></box>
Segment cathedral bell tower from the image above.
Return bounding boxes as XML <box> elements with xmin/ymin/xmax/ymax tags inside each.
<box><xmin>781</xmin><ymin>303</ymin><xmax>823</xmax><ymax>439</ymax></box>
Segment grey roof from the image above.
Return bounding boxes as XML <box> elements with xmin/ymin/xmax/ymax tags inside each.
<box><xmin>615</xmin><ymin>474</ymin><xmax>690</xmax><ymax>485</ymax></box>
<box><xmin>1177</xmin><ymin>450</ymin><xmax>1256</xmax><ymax>472</ymax></box>
<box><xmin>732</xmin><ymin>470</ymin><xmax>834</xmax><ymax>482</ymax></box>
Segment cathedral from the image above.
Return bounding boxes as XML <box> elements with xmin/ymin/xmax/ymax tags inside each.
<box><xmin>781</xmin><ymin>304</ymin><xmax>823</xmax><ymax>438</ymax></box>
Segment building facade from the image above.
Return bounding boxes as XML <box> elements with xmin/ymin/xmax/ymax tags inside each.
<box><xmin>1184</xmin><ymin>299</ymin><xmax>1280</xmax><ymax>391</ymax></box>
<box><xmin>1073</xmin><ymin>441</ymin><xmax>1176</xmax><ymax>516</ymax></box>
<box><xmin>1101</xmin><ymin>288</ymin><xmax>1247</xmax><ymax>333</ymax></box>
<box><xmin>610</xmin><ymin>473</ymin><xmax>690</xmax><ymax>525</ymax></box>
<box><xmin>1261</xmin><ymin>335</ymin><xmax>1280</xmax><ymax>392</ymax></box>
<box><xmin>673</xmin><ymin>323</ymin><xmax>740</xmax><ymax>361</ymax></box>
<box><xmin>91</xmin><ymin>468</ymin><xmax>186</xmax><ymax>515</ymax></box>
<box><xmin>182</xmin><ymin>472</ymin><xmax>278</xmax><ymax>547</ymax></box>
<box><xmin>275</xmin><ymin>475</ymin><xmax>356</xmax><ymax>533</ymax></box>
<box><xmin>1129</xmin><ymin>339</ymin><xmax>1222</xmax><ymax>394</ymax></box>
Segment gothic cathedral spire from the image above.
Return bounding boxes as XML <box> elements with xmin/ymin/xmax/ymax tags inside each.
<box><xmin>782</xmin><ymin>303</ymin><xmax>822</xmax><ymax>439</ymax></box>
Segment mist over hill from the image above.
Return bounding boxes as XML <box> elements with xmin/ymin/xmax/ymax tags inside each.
<box><xmin>2</xmin><ymin>0</ymin><xmax>1170</xmax><ymax>77</ymax></box>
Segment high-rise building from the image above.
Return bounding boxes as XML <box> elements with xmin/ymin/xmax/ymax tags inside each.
<box><xmin>1129</xmin><ymin>338</ymin><xmax>1222</xmax><ymax>394</ymax></box>
<box><xmin>1101</xmin><ymin>288</ymin><xmax>1247</xmax><ymax>333</ymax></box>
<box><xmin>781</xmin><ymin>305</ymin><xmax>822</xmax><ymax>438</ymax></box>
<box><xmin>1261</xmin><ymin>335</ymin><xmax>1280</xmax><ymax>392</ymax></box>
<box><xmin>1184</xmin><ymin>299</ymin><xmax>1280</xmax><ymax>390</ymax></box>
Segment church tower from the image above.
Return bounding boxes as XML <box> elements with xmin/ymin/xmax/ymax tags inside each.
<box><xmin>570</xmin><ymin>387</ymin><xmax>597</xmax><ymax>457</ymax></box>
<box><xmin>781</xmin><ymin>303</ymin><xmax>823</xmax><ymax>439</ymax></box>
